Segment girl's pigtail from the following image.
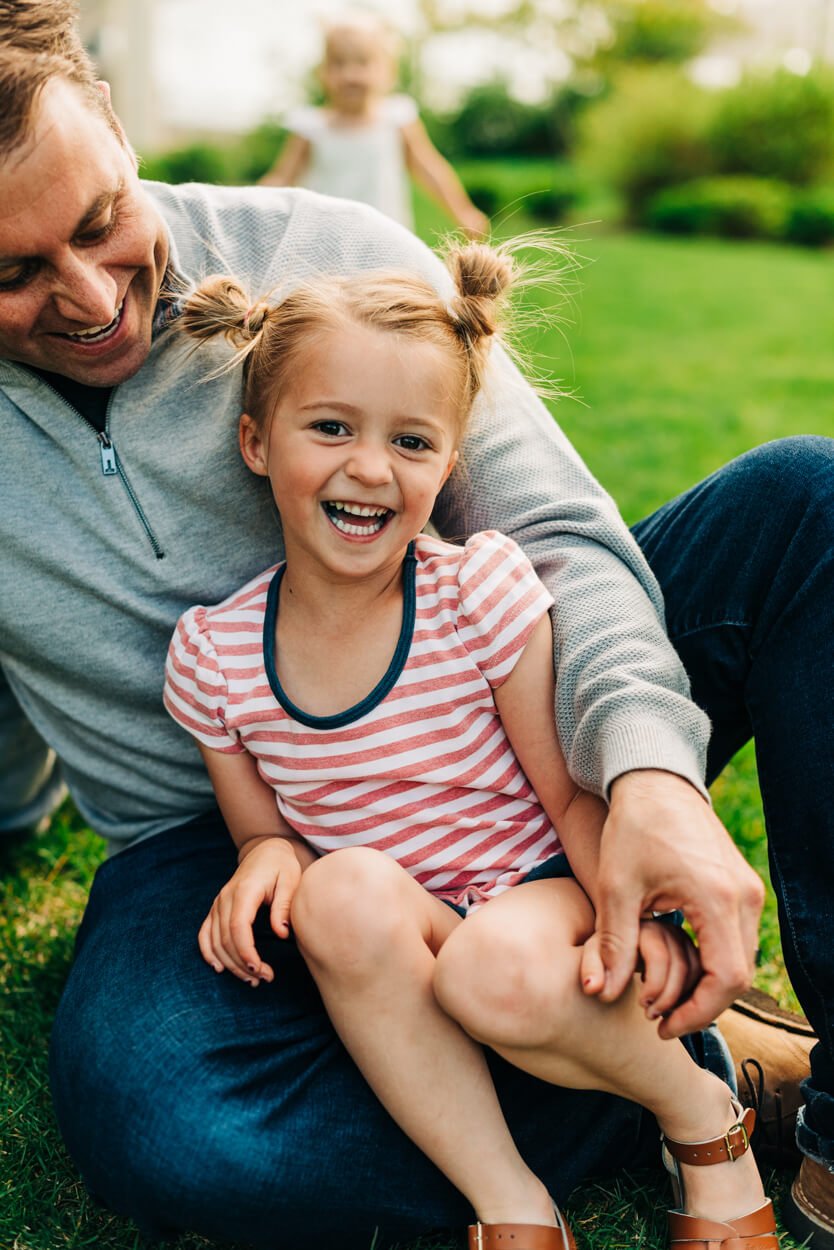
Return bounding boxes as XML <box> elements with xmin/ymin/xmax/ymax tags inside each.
<box><xmin>179</xmin><ymin>275</ymin><xmax>270</xmax><ymax>362</ymax></box>
<box><xmin>446</xmin><ymin>243</ymin><xmax>515</xmax><ymax>343</ymax></box>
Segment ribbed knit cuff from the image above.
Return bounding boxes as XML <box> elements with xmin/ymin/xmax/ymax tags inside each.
<box><xmin>593</xmin><ymin>718</ymin><xmax>711</xmax><ymax>804</ymax></box>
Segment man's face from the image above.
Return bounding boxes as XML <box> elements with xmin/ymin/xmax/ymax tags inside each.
<box><xmin>0</xmin><ymin>78</ymin><xmax>168</xmax><ymax>386</ymax></box>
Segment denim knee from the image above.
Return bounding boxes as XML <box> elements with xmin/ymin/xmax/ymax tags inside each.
<box><xmin>728</xmin><ymin>435</ymin><xmax>834</xmax><ymax>507</ymax></box>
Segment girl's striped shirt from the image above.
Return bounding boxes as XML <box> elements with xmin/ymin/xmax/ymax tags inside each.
<box><xmin>164</xmin><ymin>530</ymin><xmax>564</xmax><ymax>907</ymax></box>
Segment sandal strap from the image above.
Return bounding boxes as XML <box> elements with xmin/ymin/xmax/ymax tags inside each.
<box><xmin>668</xmin><ymin>1198</ymin><xmax>779</xmax><ymax>1249</ymax></box>
<box><xmin>467</xmin><ymin>1213</ymin><xmax>575</xmax><ymax>1250</ymax></box>
<box><xmin>664</xmin><ymin>1107</ymin><xmax>756</xmax><ymax>1166</ymax></box>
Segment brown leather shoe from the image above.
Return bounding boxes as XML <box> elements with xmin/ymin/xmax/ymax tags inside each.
<box><xmin>467</xmin><ymin>1209</ymin><xmax>575</xmax><ymax>1250</ymax></box>
<box><xmin>784</xmin><ymin>1156</ymin><xmax>834</xmax><ymax>1248</ymax></box>
<box><xmin>716</xmin><ymin>988</ymin><xmax>815</xmax><ymax>1168</ymax></box>
<box><xmin>662</xmin><ymin>1104</ymin><xmax>779</xmax><ymax>1249</ymax></box>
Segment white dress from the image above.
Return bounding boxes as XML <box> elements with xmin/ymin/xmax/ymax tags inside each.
<box><xmin>287</xmin><ymin>94</ymin><xmax>418</xmax><ymax>228</ymax></box>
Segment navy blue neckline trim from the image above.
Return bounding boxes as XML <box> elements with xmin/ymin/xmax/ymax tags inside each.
<box><xmin>263</xmin><ymin>543</ymin><xmax>417</xmax><ymax>730</ymax></box>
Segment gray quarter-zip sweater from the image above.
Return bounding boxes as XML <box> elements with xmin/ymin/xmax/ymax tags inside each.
<box><xmin>0</xmin><ymin>182</ymin><xmax>709</xmax><ymax>851</ymax></box>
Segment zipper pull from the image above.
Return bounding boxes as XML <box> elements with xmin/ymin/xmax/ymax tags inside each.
<box><xmin>98</xmin><ymin>432</ymin><xmax>117</xmax><ymax>476</ymax></box>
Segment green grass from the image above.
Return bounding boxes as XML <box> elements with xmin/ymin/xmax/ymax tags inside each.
<box><xmin>4</xmin><ymin>218</ymin><xmax>834</xmax><ymax>1247</ymax></box>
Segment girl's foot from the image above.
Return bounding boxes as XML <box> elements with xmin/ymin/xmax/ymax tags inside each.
<box><xmin>661</xmin><ymin>1094</ymin><xmax>778</xmax><ymax>1249</ymax></box>
<box><xmin>661</xmin><ymin>1084</ymin><xmax>766</xmax><ymax>1222</ymax></box>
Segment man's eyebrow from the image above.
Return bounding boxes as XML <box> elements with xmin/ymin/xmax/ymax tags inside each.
<box><xmin>0</xmin><ymin>181</ymin><xmax>125</xmax><ymax>269</ymax></box>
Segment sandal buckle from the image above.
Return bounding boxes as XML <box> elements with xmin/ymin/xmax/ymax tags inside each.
<box><xmin>724</xmin><ymin>1120</ymin><xmax>750</xmax><ymax>1160</ymax></box>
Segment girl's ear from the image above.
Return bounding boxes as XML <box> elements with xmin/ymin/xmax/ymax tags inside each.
<box><xmin>441</xmin><ymin>449</ymin><xmax>459</xmax><ymax>487</ymax></box>
<box><xmin>239</xmin><ymin>413</ymin><xmax>269</xmax><ymax>476</ymax></box>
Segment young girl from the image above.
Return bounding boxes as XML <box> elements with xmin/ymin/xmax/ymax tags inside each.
<box><xmin>163</xmin><ymin>247</ymin><xmax>776</xmax><ymax>1250</ymax></box>
<box><xmin>259</xmin><ymin>10</ymin><xmax>488</xmax><ymax>237</ymax></box>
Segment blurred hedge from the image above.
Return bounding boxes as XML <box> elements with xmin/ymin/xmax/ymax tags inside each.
<box><xmin>140</xmin><ymin>121</ymin><xmax>288</xmax><ymax>186</ymax></box>
<box><xmin>646</xmin><ymin>177</ymin><xmax>791</xmax><ymax>239</ymax></box>
<box><xmin>575</xmin><ymin>68</ymin><xmax>716</xmax><ymax>221</ymax></box>
<box><xmin>576</xmin><ymin>66</ymin><xmax>834</xmax><ymax>224</ymax></box>
<box><xmin>710</xmin><ymin>70</ymin><xmax>834</xmax><ymax>185</ymax></box>
<box><xmin>457</xmin><ymin>158</ymin><xmax>584</xmax><ymax>223</ymax></box>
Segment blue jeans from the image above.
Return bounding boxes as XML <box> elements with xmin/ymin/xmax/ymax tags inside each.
<box><xmin>49</xmin><ymin>811</ymin><xmax>661</xmax><ymax>1248</ymax></box>
<box><xmin>631</xmin><ymin>436</ymin><xmax>834</xmax><ymax>1163</ymax></box>
<box><xmin>47</xmin><ymin>435</ymin><xmax>832</xmax><ymax>1244</ymax></box>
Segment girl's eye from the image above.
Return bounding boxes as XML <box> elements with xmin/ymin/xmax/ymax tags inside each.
<box><xmin>394</xmin><ymin>434</ymin><xmax>430</xmax><ymax>452</ymax></box>
<box><xmin>313</xmin><ymin>420</ymin><xmax>349</xmax><ymax>437</ymax></box>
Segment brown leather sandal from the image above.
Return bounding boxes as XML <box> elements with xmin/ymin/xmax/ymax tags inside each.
<box><xmin>468</xmin><ymin>1204</ymin><xmax>576</xmax><ymax>1250</ymax></box>
<box><xmin>662</xmin><ymin>1103</ymin><xmax>779</xmax><ymax>1249</ymax></box>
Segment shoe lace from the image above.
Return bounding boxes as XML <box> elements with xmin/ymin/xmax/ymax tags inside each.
<box><xmin>740</xmin><ymin>1057</ymin><xmax>785</xmax><ymax>1159</ymax></box>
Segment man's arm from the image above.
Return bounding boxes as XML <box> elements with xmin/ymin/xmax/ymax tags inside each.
<box><xmin>435</xmin><ymin>347</ymin><xmax>711</xmax><ymax>799</ymax></box>
<box><xmin>433</xmin><ymin>350</ymin><xmax>762</xmax><ymax>1030</ymax></box>
<box><xmin>0</xmin><ymin>666</ymin><xmax>61</xmax><ymax>833</ymax></box>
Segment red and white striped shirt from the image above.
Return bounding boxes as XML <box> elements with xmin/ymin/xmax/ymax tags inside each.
<box><xmin>164</xmin><ymin>530</ymin><xmax>563</xmax><ymax>907</ymax></box>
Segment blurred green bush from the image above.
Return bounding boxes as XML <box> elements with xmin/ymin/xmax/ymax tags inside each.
<box><xmin>457</xmin><ymin>159</ymin><xmax>584</xmax><ymax>223</ymax></box>
<box><xmin>140</xmin><ymin>122</ymin><xmax>288</xmax><ymax>186</ymax></box>
<box><xmin>423</xmin><ymin>80</ymin><xmax>589</xmax><ymax>162</ymax></box>
<box><xmin>646</xmin><ymin>176</ymin><xmax>791</xmax><ymax>239</ymax></box>
<box><xmin>709</xmin><ymin>70</ymin><xmax>834</xmax><ymax>185</ymax></box>
<box><xmin>575</xmin><ymin>67</ymin><xmax>716</xmax><ymax>221</ymax></box>
<box><xmin>784</xmin><ymin>184</ymin><xmax>834</xmax><ymax>246</ymax></box>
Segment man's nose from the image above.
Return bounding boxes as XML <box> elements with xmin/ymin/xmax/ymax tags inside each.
<box><xmin>52</xmin><ymin>253</ymin><xmax>118</xmax><ymax>326</ymax></box>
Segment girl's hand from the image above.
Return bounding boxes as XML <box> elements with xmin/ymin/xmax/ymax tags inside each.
<box><xmin>198</xmin><ymin>837</ymin><xmax>303</xmax><ymax>985</ymax></box>
<box><xmin>580</xmin><ymin>918</ymin><xmax>701</xmax><ymax>1027</ymax></box>
<box><xmin>635</xmin><ymin>918</ymin><xmax>702</xmax><ymax>1023</ymax></box>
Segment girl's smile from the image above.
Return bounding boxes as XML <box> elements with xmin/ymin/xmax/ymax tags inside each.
<box><xmin>322</xmin><ymin>500</ymin><xmax>393</xmax><ymax>539</ymax></box>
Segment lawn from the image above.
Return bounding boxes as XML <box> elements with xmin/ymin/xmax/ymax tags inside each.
<box><xmin>3</xmin><ymin>219</ymin><xmax>833</xmax><ymax>1249</ymax></box>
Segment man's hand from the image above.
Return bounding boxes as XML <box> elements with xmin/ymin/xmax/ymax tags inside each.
<box><xmin>198</xmin><ymin>836</ymin><xmax>304</xmax><ymax>986</ymax></box>
<box><xmin>583</xmin><ymin>769</ymin><xmax>765</xmax><ymax>1038</ymax></box>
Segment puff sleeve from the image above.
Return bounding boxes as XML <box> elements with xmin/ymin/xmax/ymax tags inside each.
<box><xmin>163</xmin><ymin>605</ymin><xmax>243</xmax><ymax>753</ymax></box>
<box><xmin>456</xmin><ymin>530</ymin><xmax>554</xmax><ymax>688</ymax></box>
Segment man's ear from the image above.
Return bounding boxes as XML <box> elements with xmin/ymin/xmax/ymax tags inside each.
<box><xmin>96</xmin><ymin>80</ymin><xmax>138</xmax><ymax>165</ymax></box>
<box><xmin>239</xmin><ymin>413</ymin><xmax>269</xmax><ymax>476</ymax></box>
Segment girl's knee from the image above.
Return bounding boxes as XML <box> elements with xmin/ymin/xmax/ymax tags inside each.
<box><xmin>292</xmin><ymin>847</ymin><xmax>409</xmax><ymax>967</ymax></box>
<box><xmin>434</xmin><ymin>911</ymin><xmax>572</xmax><ymax>1048</ymax></box>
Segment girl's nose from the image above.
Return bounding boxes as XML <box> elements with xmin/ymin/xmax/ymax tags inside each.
<box><xmin>345</xmin><ymin>443</ymin><xmax>393</xmax><ymax>486</ymax></box>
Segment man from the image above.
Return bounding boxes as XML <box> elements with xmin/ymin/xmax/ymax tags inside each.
<box><xmin>0</xmin><ymin>3</ymin><xmax>828</xmax><ymax>1247</ymax></box>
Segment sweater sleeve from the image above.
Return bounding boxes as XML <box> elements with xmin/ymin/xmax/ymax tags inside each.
<box><xmin>456</xmin><ymin>531</ymin><xmax>554</xmax><ymax>689</ymax></box>
<box><xmin>163</xmin><ymin>606</ymin><xmax>243</xmax><ymax>754</ymax></box>
<box><xmin>434</xmin><ymin>349</ymin><xmax>711</xmax><ymax>800</ymax></box>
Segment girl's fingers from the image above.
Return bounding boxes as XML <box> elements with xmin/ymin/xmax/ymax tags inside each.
<box><xmin>216</xmin><ymin>891</ymin><xmax>261</xmax><ymax>983</ymax></box>
<box><xmin>269</xmin><ymin>868</ymin><xmax>299</xmax><ymax>943</ymax></box>
<box><xmin>637</xmin><ymin>924</ymin><xmax>670</xmax><ymax>1014</ymax></box>
<box><xmin>224</xmin><ymin>883</ymin><xmax>275</xmax><ymax>982</ymax></box>
<box><xmin>198</xmin><ymin>908</ymin><xmax>224</xmax><ymax>974</ymax></box>
<box><xmin>649</xmin><ymin>931</ymin><xmax>690</xmax><ymax>1017</ymax></box>
<box><xmin>579</xmin><ymin>931</ymin><xmax>606</xmax><ymax>995</ymax></box>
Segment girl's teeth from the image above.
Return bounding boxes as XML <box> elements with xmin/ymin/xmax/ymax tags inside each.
<box><xmin>330</xmin><ymin>513</ymin><xmax>386</xmax><ymax>536</ymax></box>
<box><xmin>330</xmin><ymin>502</ymin><xmax>388</xmax><ymax>517</ymax></box>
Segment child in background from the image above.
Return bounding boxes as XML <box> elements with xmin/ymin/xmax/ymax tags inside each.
<box><xmin>259</xmin><ymin>10</ymin><xmax>489</xmax><ymax>237</ymax></box>
<box><xmin>163</xmin><ymin>245</ymin><xmax>776</xmax><ymax>1250</ymax></box>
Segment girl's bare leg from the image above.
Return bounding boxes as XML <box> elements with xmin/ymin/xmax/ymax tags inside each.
<box><xmin>291</xmin><ymin>847</ymin><xmax>557</xmax><ymax>1226</ymax></box>
<box><xmin>433</xmin><ymin>877</ymin><xmax>766</xmax><ymax>1223</ymax></box>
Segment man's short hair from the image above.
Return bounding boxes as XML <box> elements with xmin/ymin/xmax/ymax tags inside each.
<box><xmin>0</xmin><ymin>1</ymin><xmax>120</xmax><ymax>153</ymax></box>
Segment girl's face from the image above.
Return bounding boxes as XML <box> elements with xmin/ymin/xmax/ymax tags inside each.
<box><xmin>240</xmin><ymin>322</ymin><xmax>461</xmax><ymax>584</ymax></box>
<box><xmin>320</xmin><ymin>30</ymin><xmax>394</xmax><ymax>115</ymax></box>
